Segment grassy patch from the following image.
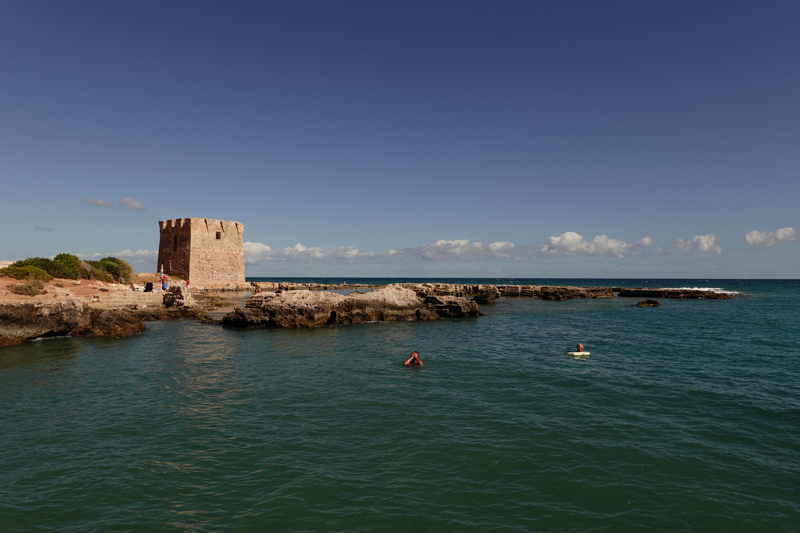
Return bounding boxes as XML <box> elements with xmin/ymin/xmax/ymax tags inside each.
<box><xmin>10</xmin><ymin>279</ymin><xmax>44</xmax><ymax>296</ymax></box>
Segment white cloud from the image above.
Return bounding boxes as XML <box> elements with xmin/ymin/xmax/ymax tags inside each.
<box><xmin>407</xmin><ymin>239</ymin><xmax>487</xmax><ymax>262</ymax></box>
<box><xmin>115</xmin><ymin>249</ymin><xmax>157</xmax><ymax>258</ymax></box>
<box><xmin>744</xmin><ymin>227</ymin><xmax>796</xmax><ymax>247</ymax></box>
<box><xmin>489</xmin><ymin>241</ymin><xmax>515</xmax><ymax>258</ymax></box>
<box><xmin>244</xmin><ymin>238</ymin><xmax>519</xmax><ymax>265</ymax></box>
<box><xmin>540</xmin><ymin>232</ymin><xmax>654</xmax><ymax>258</ymax></box>
<box><xmin>244</xmin><ymin>241</ymin><xmax>366</xmax><ymax>264</ymax></box>
<box><xmin>119</xmin><ymin>197</ymin><xmax>148</xmax><ymax>210</ymax></box>
<box><xmin>675</xmin><ymin>234</ymin><xmax>722</xmax><ymax>254</ymax></box>
<box><xmin>83</xmin><ymin>198</ymin><xmax>113</xmax><ymax>208</ymax></box>
<box><xmin>243</xmin><ymin>233</ymin><xmax>657</xmax><ymax>266</ymax></box>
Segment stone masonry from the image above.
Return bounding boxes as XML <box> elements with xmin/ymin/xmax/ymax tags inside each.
<box><xmin>157</xmin><ymin>218</ymin><xmax>245</xmax><ymax>287</ymax></box>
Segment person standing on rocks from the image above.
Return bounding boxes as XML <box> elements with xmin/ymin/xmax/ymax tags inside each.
<box><xmin>404</xmin><ymin>351</ymin><xmax>423</xmax><ymax>366</ymax></box>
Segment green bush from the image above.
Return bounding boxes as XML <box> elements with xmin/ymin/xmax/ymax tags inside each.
<box><xmin>86</xmin><ymin>257</ymin><xmax>133</xmax><ymax>284</ymax></box>
<box><xmin>10</xmin><ymin>279</ymin><xmax>44</xmax><ymax>296</ymax></box>
<box><xmin>5</xmin><ymin>254</ymin><xmax>133</xmax><ymax>284</ymax></box>
<box><xmin>52</xmin><ymin>253</ymin><xmax>88</xmax><ymax>279</ymax></box>
<box><xmin>0</xmin><ymin>265</ymin><xmax>53</xmax><ymax>282</ymax></box>
<box><xmin>11</xmin><ymin>257</ymin><xmax>55</xmax><ymax>274</ymax></box>
<box><xmin>102</xmin><ymin>257</ymin><xmax>133</xmax><ymax>284</ymax></box>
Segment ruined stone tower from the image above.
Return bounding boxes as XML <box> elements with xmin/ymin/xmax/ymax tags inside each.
<box><xmin>157</xmin><ymin>218</ymin><xmax>245</xmax><ymax>287</ymax></box>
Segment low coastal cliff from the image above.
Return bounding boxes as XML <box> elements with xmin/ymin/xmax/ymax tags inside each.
<box><xmin>0</xmin><ymin>300</ymin><xmax>146</xmax><ymax>347</ymax></box>
<box><xmin>0</xmin><ymin>285</ymin><xmax>196</xmax><ymax>347</ymax></box>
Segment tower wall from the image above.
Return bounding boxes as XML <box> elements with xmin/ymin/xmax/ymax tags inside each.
<box><xmin>157</xmin><ymin>218</ymin><xmax>193</xmax><ymax>281</ymax></box>
<box><xmin>157</xmin><ymin>218</ymin><xmax>245</xmax><ymax>287</ymax></box>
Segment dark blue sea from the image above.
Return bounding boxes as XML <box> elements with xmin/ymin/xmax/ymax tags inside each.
<box><xmin>1</xmin><ymin>279</ymin><xmax>799</xmax><ymax>531</ymax></box>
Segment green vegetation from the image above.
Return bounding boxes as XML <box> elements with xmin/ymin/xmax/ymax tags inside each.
<box><xmin>10</xmin><ymin>279</ymin><xmax>44</xmax><ymax>296</ymax></box>
<box><xmin>52</xmin><ymin>253</ymin><xmax>90</xmax><ymax>279</ymax></box>
<box><xmin>0</xmin><ymin>265</ymin><xmax>53</xmax><ymax>282</ymax></box>
<box><xmin>1</xmin><ymin>254</ymin><xmax>133</xmax><ymax>285</ymax></box>
<box><xmin>85</xmin><ymin>257</ymin><xmax>133</xmax><ymax>284</ymax></box>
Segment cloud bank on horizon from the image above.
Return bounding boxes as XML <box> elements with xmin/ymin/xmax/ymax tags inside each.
<box><xmin>240</xmin><ymin>231</ymin><xmax>734</xmax><ymax>266</ymax></box>
<box><xmin>73</xmin><ymin>226</ymin><xmax>796</xmax><ymax>275</ymax></box>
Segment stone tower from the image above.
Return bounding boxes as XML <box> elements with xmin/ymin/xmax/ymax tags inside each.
<box><xmin>157</xmin><ymin>218</ymin><xmax>245</xmax><ymax>287</ymax></box>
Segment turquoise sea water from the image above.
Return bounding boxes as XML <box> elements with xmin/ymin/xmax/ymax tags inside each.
<box><xmin>1</xmin><ymin>279</ymin><xmax>799</xmax><ymax>532</ymax></box>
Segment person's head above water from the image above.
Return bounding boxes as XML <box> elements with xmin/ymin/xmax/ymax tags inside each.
<box><xmin>404</xmin><ymin>351</ymin><xmax>423</xmax><ymax>366</ymax></box>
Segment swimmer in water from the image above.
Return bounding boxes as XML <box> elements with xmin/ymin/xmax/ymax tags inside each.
<box><xmin>403</xmin><ymin>351</ymin><xmax>423</xmax><ymax>366</ymax></box>
<box><xmin>577</xmin><ymin>343</ymin><xmax>584</xmax><ymax>352</ymax></box>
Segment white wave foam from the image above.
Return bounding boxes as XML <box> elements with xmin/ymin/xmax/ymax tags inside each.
<box><xmin>659</xmin><ymin>287</ymin><xmax>741</xmax><ymax>295</ymax></box>
<box><xmin>31</xmin><ymin>335</ymin><xmax>72</xmax><ymax>342</ymax></box>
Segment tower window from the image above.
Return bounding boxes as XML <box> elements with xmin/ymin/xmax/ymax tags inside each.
<box><xmin>173</xmin><ymin>236</ymin><xmax>177</xmax><ymax>251</ymax></box>
<box><xmin>216</xmin><ymin>231</ymin><xmax>221</xmax><ymax>240</ymax></box>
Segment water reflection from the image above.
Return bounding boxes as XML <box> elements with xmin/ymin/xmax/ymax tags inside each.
<box><xmin>0</xmin><ymin>336</ymin><xmax>85</xmax><ymax>371</ymax></box>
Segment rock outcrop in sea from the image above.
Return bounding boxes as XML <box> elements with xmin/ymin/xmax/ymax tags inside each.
<box><xmin>0</xmin><ymin>300</ymin><xmax>147</xmax><ymax>347</ymax></box>
<box><xmin>221</xmin><ymin>284</ymin><xmax>481</xmax><ymax>329</ymax></box>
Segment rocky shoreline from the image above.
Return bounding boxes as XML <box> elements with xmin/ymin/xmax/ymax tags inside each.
<box><xmin>0</xmin><ymin>280</ymin><xmax>734</xmax><ymax>347</ymax></box>
<box><xmin>222</xmin><ymin>285</ymin><xmax>481</xmax><ymax>329</ymax></box>
<box><xmin>0</xmin><ymin>284</ymin><xmax>196</xmax><ymax>347</ymax></box>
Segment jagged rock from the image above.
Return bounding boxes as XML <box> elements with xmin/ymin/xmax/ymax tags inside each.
<box><xmin>0</xmin><ymin>300</ymin><xmax>86</xmax><ymax>347</ymax></box>
<box><xmin>163</xmin><ymin>284</ymin><xmax>196</xmax><ymax>308</ymax></box>
<box><xmin>225</xmin><ymin>291</ymin><xmax>345</xmax><ymax>328</ymax></box>
<box><xmin>619</xmin><ymin>288</ymin><xmax>732</xmax><ymax>300</ymax></box>
<box><xmin>335</xmin><ymin>285</ymin><xmax>423</xmax><ymax>325</ymax></box>
<box><xmin>70</xmin><ymin>309</ymin><xmax>147</xmax><ymax>338</ymax></box>
<box><xmin>638</xmin><ymin>299</ymin><xmax>661</xmax><ymax>307</ymax></box>
<box><xmin>415</xmin><ymin>304</ymin><xmax>440</xmax><ymax>321</ymax></box>
<box><xmin>423</xmin><ymin>295</ymin><xmax>482</xmax><ymax>318</ymax></box>
<box><xmin>499</xmin><ymin>285</ymin><xmax>522</xmax><ymax>297</ymax></box>
<box><xmin>225</xmin><ymin>284</ymin><xmax>483</xmax><ymax>328</ymax></box>
<box><xmin>221</xmin><ymin>307</ymin><xmax>271</xmax><ymax>328</ymax></box>
<box><xmin>472</xmin><ymin>285</ymin><xmax>500</xmax><ymax>304</ymax></box>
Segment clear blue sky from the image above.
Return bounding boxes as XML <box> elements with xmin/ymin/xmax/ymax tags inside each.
<box><xmin>1</xmin><ymin>0</ymin><xmax>798</xmax><ymax>278</ymax></box>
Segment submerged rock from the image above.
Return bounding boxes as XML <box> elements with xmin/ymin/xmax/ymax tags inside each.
<box><xmin>637</xmin><ymin>299</ymin><xmax>661</xmax><ymax>307</ymax></box>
